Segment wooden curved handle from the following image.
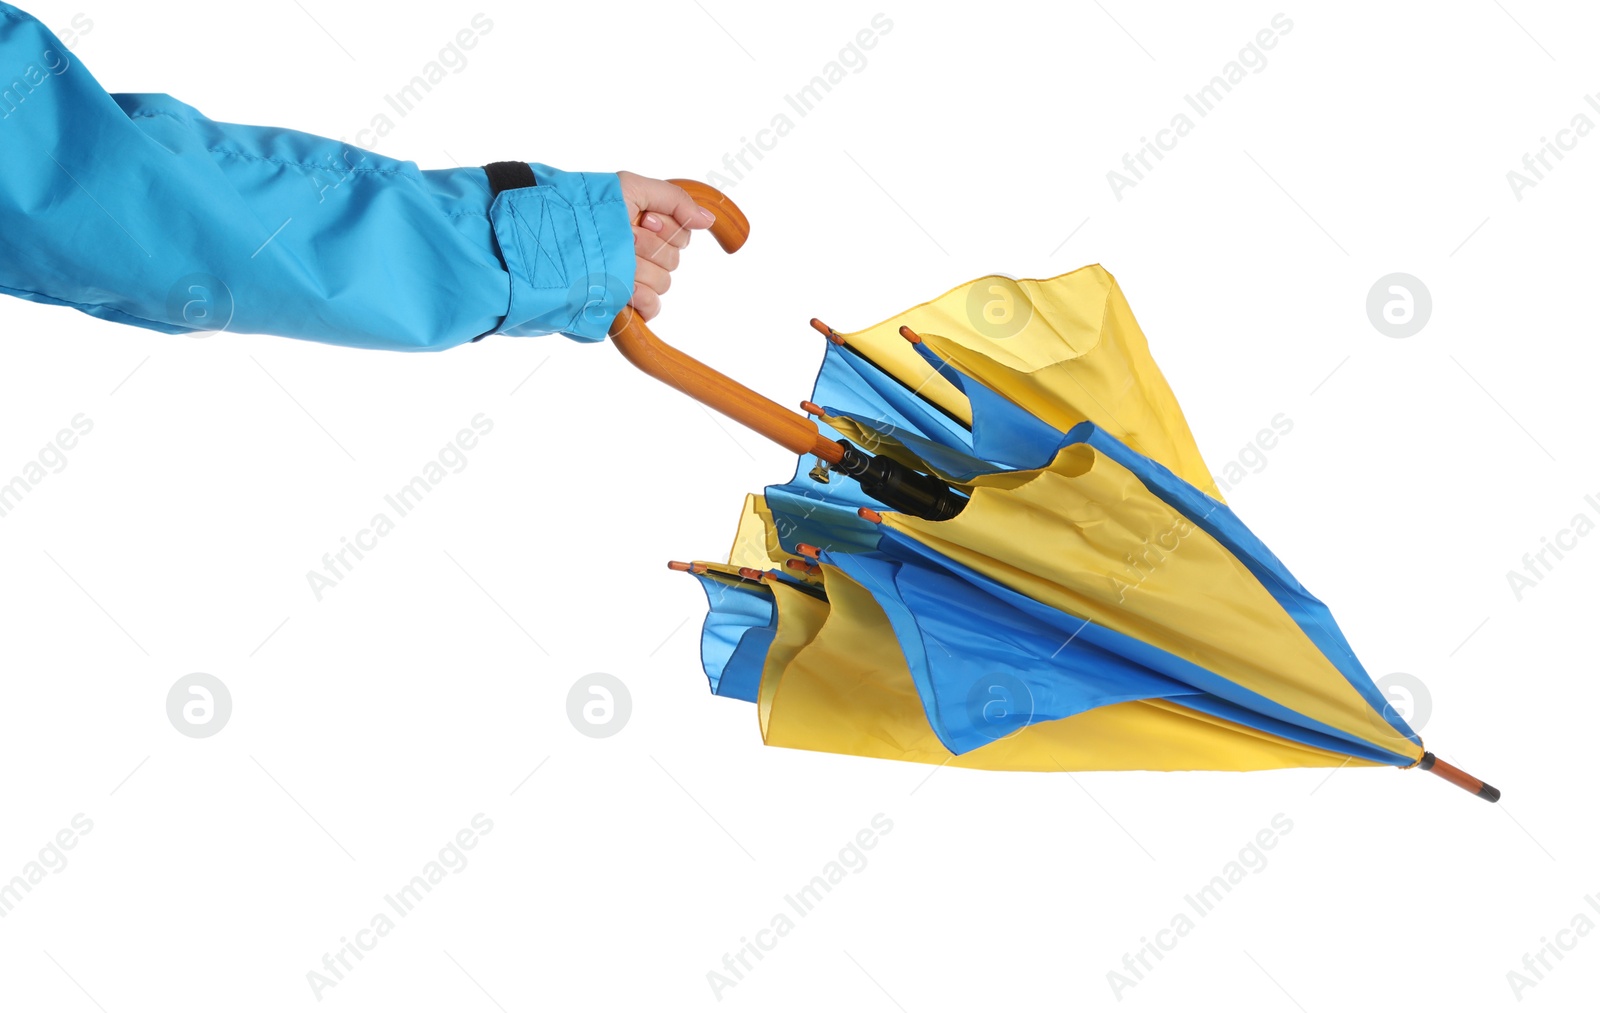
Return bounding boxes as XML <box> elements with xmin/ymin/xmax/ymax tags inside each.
<box><xmin>609</xmin><ymin>180</ymin><xmax>843</xmax><ymax>464</ymax></box>
<box><xmin>667</xmin><ymin>178</ymin><xmax>751</xmax><ymax>254</ymax></box>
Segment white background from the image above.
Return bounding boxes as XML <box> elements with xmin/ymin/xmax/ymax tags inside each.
<box><xmin>2</xmin><ymin>1</ymin><xmax>1596</xmax><ymax>1010</ymax></box>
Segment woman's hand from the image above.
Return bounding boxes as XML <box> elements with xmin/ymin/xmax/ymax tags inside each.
<box><xmin>618</xmin><ymin>171</ymin><xmax>716</xmax><ymax>322</ymax></box>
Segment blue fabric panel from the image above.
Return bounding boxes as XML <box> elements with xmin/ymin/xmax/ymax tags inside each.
<box><xmin>909</xmin><ymin>338</ymin><xmax>968</xmax><ymax>393</ymax></box>
<box><xmin>869</xmin><ymin>528</ymin><xmax>1417</xmax><ymax>766</ymax></box>
<box><xmin>718</xmin><ymin>626</ymin><xmax>774</xmax><ymax>703</ymax></box>
<box><xmin>820</xmin><ymin>344</ymin><xmax>974</xmax><ymax>453</ymax></box>
<box><xmin>692</xmin><ymin>574</ymin><xmax>772</xmax><ymax>701</ymax></box>
<box><xmin>828</xmin><ymin>550</ymin><xmax>1198</xmax><ymax>755</ymax></box>
<box><xmin>965</xmin><ymin>379</ymin><xmax>1088</xmax><ymax>472</ymax></box>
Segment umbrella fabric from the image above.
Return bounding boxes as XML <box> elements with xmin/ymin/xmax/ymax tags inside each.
<box><xmin>682</xmin><ymin>265</ymin><xmax>1422</xmax><ymax>774</ymax></box>
<box><xmin>816</xmin><ymin>264</ymin><xmax>1223</xmax><ymax>498</ymax></box>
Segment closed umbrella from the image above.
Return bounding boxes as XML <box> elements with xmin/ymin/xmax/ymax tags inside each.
<box><xmin>631</xmin><ymin>182</ymin><xmax>1497</xmax><ymax>802</ymax></box>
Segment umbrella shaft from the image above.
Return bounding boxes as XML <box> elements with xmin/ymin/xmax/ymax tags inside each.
<box><xmin>1419</xmin><ymin>752</ymin><xmax>1500</xmax><ymax>802</ymax></box>
<box><xmin>837</xmin><ymin>442</ymin><xmax>966</xmax><ymax>521</ymax></box>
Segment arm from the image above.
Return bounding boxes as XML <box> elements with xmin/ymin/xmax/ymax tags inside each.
<box><xmin>0</xmin><ymin>4</ymin><xmax>694</xmax><ymax>351</ymax></box>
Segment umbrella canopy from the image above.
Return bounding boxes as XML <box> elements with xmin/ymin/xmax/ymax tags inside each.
<box><xmin>631</xmin><ymin>181</ymin><xmax>1496</xmax><ymax>801</ymax></box>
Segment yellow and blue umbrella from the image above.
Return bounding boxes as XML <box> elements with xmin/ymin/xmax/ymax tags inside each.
<box><xmin>627</xmin><ymin>182</ymin><xmax>1496</xmax><ymax>802</ymax></box>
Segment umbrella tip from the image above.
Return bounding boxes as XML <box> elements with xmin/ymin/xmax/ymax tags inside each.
<box><xmin>899</xmin><ymin>325</ymin><xmax>922</xmax><ymax>344</ymax></box>
<box><xmin>800</xmin><ymin>400</ymin><xmax>823</xmax><ymax>416</ymax></box>
<box><xmin>795</xmin><ymin>542</ymin><xmax>820</xmax><ymax>558</ymax></box>
<box><xmin>667</xmin><ymin>560</ymin><xmax>691</xmax><ymax>571</ymax></box>
<box><xmin>809</xmin><ymin>318</ymin><xmax>844</xmax><ymax>344</ymax></box>
<box><xmin>857</xmin><ymin>507</ymin><xmax>883</xmax><ymax>524</ymax></box>
<box><xmin>737</xmin><ymin>566</ymin><xmax>767</xmax><ymax>582</ymax></box>
<box><xmin>785</xmin><ymin>558</ymin><xmax>820</xmax><ymax>575</ymax></box>
<box><xmin>1417</xmin><ymin>751</ymin><xmax>1501</xmax><ymax>803</ymax></box>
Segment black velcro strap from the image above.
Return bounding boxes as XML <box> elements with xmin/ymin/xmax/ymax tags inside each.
<box><xmin>474</xmin><ymin>162</ymin><xmax>539</xmax><ymax>343</ymax></box>
<box><xmin>483</xmin><ymin>161</ymin><xmax>537</xmax><ymax>195</ymax></box>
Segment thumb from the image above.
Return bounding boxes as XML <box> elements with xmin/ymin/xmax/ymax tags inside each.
<box><xmin>638</xmin><ymin>178</ymin><xmax>715</xmax><ymax>235</ymax></box>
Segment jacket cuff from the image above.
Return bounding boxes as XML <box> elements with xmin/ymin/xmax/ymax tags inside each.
<box><xmin>485</xmin><ymin>164</ymin><xmax>634</xmax><ymax>342</ymax></box>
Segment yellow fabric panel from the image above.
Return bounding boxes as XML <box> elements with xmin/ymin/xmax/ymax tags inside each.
<box><xmin>725</xmin><ymin>494</ymin><xmax>789</xmax><ymax>571</ymax></box>
<box><xmin>763</xmin><ymin>566</ymin><xmax>949</xmax><ymax>762</ymax></box>
<box><xmin>882</xmin><ymin>443</ymin><xmax>1423</xmax><ymax>765</ymax></box>
<box><xmin>761</xmin><ymin>564</ymin><xmax>1373</xmax><ymax>771</ymax></box>
<box><xmin>837</xmin><ymin>264</ymin><xmax>1221</xmax><ymax>501</ymax></box>
<box><xmin>756</xmin><ymin>580</ymin><xmax>831</xmax><ymax>743</ymax></box>
<box><xmin>981</xmin><ymin>698</ymin><xmax>1380</xmax><ymax>773</ymax></box>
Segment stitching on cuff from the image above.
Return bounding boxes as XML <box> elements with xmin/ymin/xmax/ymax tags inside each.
<box><xmin>505</xmin><ymin>201</ymin><xmax>524</xmax><ymax>323</ymax></box>
<box><xmin>505</xmin><ymin>189</ymin><xmax>573</xmax><ymax>289</ymax></box>
<box><xmin>577</xmin><ymin>173</ymin><xmax>595</xmax><ymax>290</ymax></box>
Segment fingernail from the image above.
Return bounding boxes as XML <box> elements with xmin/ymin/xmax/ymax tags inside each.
<box><xmin>642</xmin><ymin>213</ymin><xmax>662</xmax><ymax>230</ymax></box>
<box><xmin>699</xmin><ymin>207</ymin><xmax>716</xmax><ymax>223</ymax></box>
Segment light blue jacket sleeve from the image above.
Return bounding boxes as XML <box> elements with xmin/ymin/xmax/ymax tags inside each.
<box><xmin>0</xmin><ymin>4</ymin><xmax>634</xmax><ymax>351</ymax></box>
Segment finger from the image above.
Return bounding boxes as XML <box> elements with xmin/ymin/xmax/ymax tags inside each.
<box><xmin>639</xmin><ymin>236</ymin><xmax>682</xmax><ymax>272</ymax></box>
<box><xmin>633</xmin><ymin>214</ymin><xmax>691</xmax><ymax>249</ymax></box>
<box><xmin>635</xmin><ymin>261</ymin><xmax>671</xmax><ymax>297</ymax></box>
<box><xmin>632</xmin><ymin>177</ymin><xmax>716</xmax><ymax>237</ymax></box>
<box><xmin>638</xmin><ymin>244</ymin><xmax>679</xmax><ymax>275</ymax></box>
<box><xmin>632</xmin><ymin>226</ymin><xmax>683</xmax><ymax>269</ymax></box>
<box><xmin>631</xmin><ymin>283</ymin><xmax>662</xmax><ymax>321</ymax></box>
